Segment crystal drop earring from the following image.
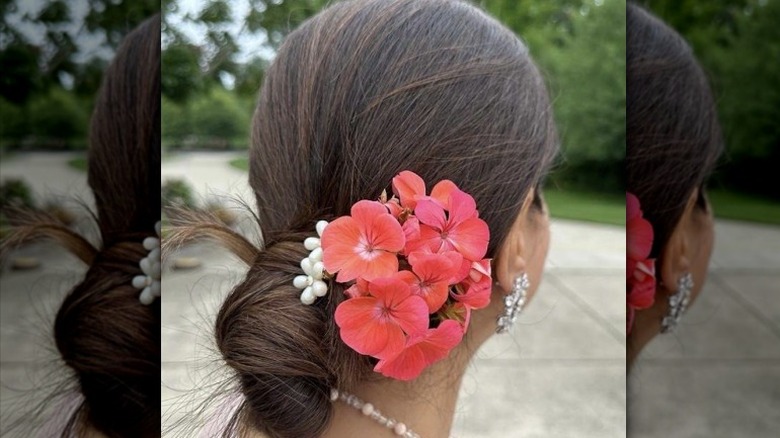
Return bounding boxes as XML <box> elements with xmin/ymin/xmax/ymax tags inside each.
<box><xmin>496</xmin><ymin>272</ymin><xmax>529</xmax><ymax>334</ymax></box>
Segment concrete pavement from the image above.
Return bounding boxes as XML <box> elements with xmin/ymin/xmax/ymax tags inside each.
<box><xmin>629</xmin><ymin>221</ymin><xmax>780</xmax><ymax>438</ymax></box>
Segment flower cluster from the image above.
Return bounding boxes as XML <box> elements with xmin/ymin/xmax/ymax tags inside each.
<box><xmin>321</xmin><ymin>171</ymin><xmax>491</xmax><ymax>381</ymax></box>
<box><xmin>627</xmin><ymin>193</ymin><xmax>656</xmax><ymax>334</ymax></box>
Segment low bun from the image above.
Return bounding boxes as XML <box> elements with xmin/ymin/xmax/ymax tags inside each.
<box><xmin>215</xmin><ymin>229</ymin><xmax>370</xmax><ymax>438</ymax></box>
<box><xmin>53</xmin><ymin>235</ymin><xmax>160</xmax><ymax>437</ymax></box>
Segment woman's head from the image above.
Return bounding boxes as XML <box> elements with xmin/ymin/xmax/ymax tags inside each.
<box><xmin>203</xmin><ymin>0</ymin><xmax>558</xmax><ymax>436</ymax></box>
<box><xmin>0</xmin><ymin>14</ymin><xmax>163</xmax><ymax>437</ymax></box>
<box><xmin>626</xmin><ymin>4</ymin><xmax>722</xmax><ymax>362</ymax></box>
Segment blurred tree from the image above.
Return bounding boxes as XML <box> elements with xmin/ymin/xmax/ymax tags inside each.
<box><xmin>484</xmin><ymin>0</ymin><xmax>626</xmax><ymax>192</ymax></box>
<box><xmin>161</xmin><ymin>42</ymin><xmax>204</xmax><ymax>103</ymax></box>
<box><xmin>1</xmin><ymin>0</ymin><xmax>159</xmax><ymax>97</ymax></box>
<box><xmin>644</xmin><ymin>0</ymin><xmax>780</xmax><ymax>197</ymax></box>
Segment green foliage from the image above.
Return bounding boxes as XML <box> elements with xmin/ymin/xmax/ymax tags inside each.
<box><xmin>2</xmin><ymin>0</ymin><xmax>160</xmax><ymax>149</ymax></box>
<box><xmin>484</xmin><ymin>0</ymin><xmax>626</xmax><ymax>193</ymax></box>
<box><xmin>644</xmin><ymin>0</ymin><xmax>780</xmax><ymax>198</ymax></box>
<box><xmin>707</xmin><ymin>189</ymin><xmax>780</xmax><ymax>225</ymax></box>
<box><xmin>0</xmin><ymin>98</ymin><xmax>28</xmax><ymax>141</ymax></box>
<box><xmin>162</xmin><ymin>178</ymin><xmax>196</xmax><ymax>208</ymax></box>
<box><xmin>0</xmin><ymin>178</ymin><xmax>35</xmax><ymax>209</ymax></box>
<box><xmin>162</xmin><ymin>44</ymin><xmax>204</xmax><ymax>103</ymax></box>
<box><xmin>27</xmin><ymin>88</ymin><xmax>88</xmax><ymax>146</ymax></box>
<box><xmin>162</xmin><ymin>90</ymin><xmax>250</xmax><ymax>149</ymax></box>
<box><xmin>544</xmin><ymin>188</ymin><xmax>626</xmax><ymax>225</ymax></box>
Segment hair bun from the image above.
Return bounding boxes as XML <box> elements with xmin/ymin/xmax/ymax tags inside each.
<box><xmin>214</xmin><ymin>227</ymin><xmax>371</xmax><ymax>438</ymax></box>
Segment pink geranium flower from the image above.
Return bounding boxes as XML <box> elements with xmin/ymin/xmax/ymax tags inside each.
<box><xmin>627</xmin><ymin>193</ymin><xmax>653</xmax><ymax>262</ymax></box>
<box><xmin>322</xmin><ymin>200</ymin><xmax>405</xmax><ymax>282</ymax></box>
<box><xmin>452</xmin><ymin>258</ymin><xmax>492</xmax><ymax>310</ymax></box>
<box><xmin>409</xmin><ymin>188</ymin><xmax>489</xmax><ymax>262</ymax></box>
<box><xmin>626</xmin><ymin>192</ymin><xmax>656</xmax><ymax>334</ymax></box>
<box><xmin>374</xmin><ymin>320</ymin><xmax>464</xmax><ymax>381</ymax></box>
<box><xmin>396</xmin><ymin>251</ymin><xmax>464</xmax><ymax>312</ymax></box>
<box><xmin>335</xmin><ymin>277</ymin><xmax>429</xmax><ymax>359</ymax></box>
<box><xmin>392</xmin><ymin>171</ymin><xmax>457</xmax><ymax>209</ymax></box>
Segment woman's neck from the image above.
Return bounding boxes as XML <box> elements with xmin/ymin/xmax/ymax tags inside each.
<box><xmin>322</xmin><ymin>347</ymin><xmax>471</xmax><ymax>438</ymax></box>
<box><xmin>322</xmin><ymin>303</ymin><xmax>500</xmax><ymax>438</ymax></box>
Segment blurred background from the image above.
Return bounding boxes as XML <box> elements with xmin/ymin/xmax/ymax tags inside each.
<box><xmin>0</xmin><ymin>0</ymin><xmax>158</xmax><ymax>224</ymax></box>
<box><xmin>0</xmin><ymin>1</ymin><xmax>158</xmax><ymax>435</ymax></box>
<box><xmin>629</xmin><ymin>1</ymin><xmax>780</xmax><ymax>437</ymax></box>
<box><xmin>635</xmin><ymin>0</ymin><xmax>780</xmax><ymax>222</ymax></box>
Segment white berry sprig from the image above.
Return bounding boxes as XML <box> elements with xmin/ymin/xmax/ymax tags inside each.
<box><xmin>293</xmin><ymin>220</ymin><xmax>329</xmax><ymax>305</ymax></box>
<box><xmin>133</xmin><ymin>221</ymin><xmax>161</xmax><ymax>305</ymax></box>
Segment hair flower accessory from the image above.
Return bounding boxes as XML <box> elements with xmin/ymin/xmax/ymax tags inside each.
<box><xmin>293</xmin><ymin>220</ymin><xmax>330</xmax><ymax>304</ymax></box>
<box><xmin>296</xmin><ymin>170</ymin><xmax>491</xmax><ymax>380</ymax></box>
<box><xmin>133</xmin><ymin>221</ymin><xmax>161</xmax><ymax>305</ymax></box>
<box><xmin>627</xmin><ymin>193</ymin><xmax>656</xmax><ymax>333</ymax></box>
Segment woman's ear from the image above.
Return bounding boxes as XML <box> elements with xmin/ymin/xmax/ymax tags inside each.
<box><xmin>659</xmin><ymin>188</ymin><xmax>714</xmax><ymax>297</ymax></box>
<box><xmin>659</xmin><ymin>190</ymin><xmax>696</xmax><ymax>290</ymax></box>
<box><xmin>494</xmin><ymin>190</ymin><xmax>534</xmax><ymax>294</ymax></box>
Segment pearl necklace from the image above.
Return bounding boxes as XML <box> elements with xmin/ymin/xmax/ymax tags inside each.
<box><xmin>330</xmin><ymin>389</ymin><xmax>421</xmax><ymax>438</ymax></box>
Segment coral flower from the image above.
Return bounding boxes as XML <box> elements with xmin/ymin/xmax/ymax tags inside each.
<box><xmin>335</xmin><ymin>277</ymin><xmax>429</xmax><ymax>360</ymax></box>
<box><xmin>374</xmin><ymin>320</ymin><xmax>464</xmax><ymax>381</ymax></box>
<box><xmin>410</xmin><ymin>188</ymin><xmax>489</xmax><ymax>261</ymax></box>
<box><xmin>452</xmin><ymin>258</ymin><xmax>492</xmax><ymax>310</ymax></box>
<box><xmin>627</xmin><ymin>193</ymin><xmax>653</xmax><ymax>261</ymax></box>
<box><xmin>322</xmin><ymin>200</ymin><xmax>405</xmax><ymax>282</ymax></box>
<box><xmin>392</xmin><ymin>170</ymin><xmax>458</xmax><ymax>209</ymax></box>
<box><xmin>626</xmin><ymin>192</ymin><xmax>656</xmax><ymax>334</ymax></box>
<box><xmin>396</xmin><ymin>251</ymin><xmax>464</xmax><ymax>312</ymax></box>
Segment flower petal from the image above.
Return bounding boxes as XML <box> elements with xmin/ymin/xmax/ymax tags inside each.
<box><xmin>392</xmin><ymin>171</ymin><xmax>426</xmax><ymax>209</ymax></box>
<box><xmin>335</xmin><ymin>298</ymin><xmax>406</xmax><ymax>359</ymax></box>
<box><xmin>402</xmin><ymin>216</ymin><xmax>420</xmax><ymax>244</ymax></box>
<box><xmin>628</xmin><ymin>217</ymin><xmax>653</xmax><ymax>260</ymax></box>
<box><xmin>321</xmin><ymin>216</ymin><xmax>361</xmax><ymax>274</ymax></box>
<box><xmin>368</xmin><ymin>278</ymin><xmax>429</xmax><ymax>335</ymax></box>
<box><xmin>358</xmin><ymin>251</ymin><xmax>400</xmax><ymax>282</ymax></box>
<box><xmin>351</xmin><ymin>200</ymin><xmax>390</xmax><ymax>228</ymax></box>
<box><xmin>369</xmin><ymin>213</ymin><xmax>405</xmax><ymax>253</ymax></box>
<box><xmin>627</xmin><ymin>193</ymin><xmax>641</xmax><ymax>221</ymax></box>
<box><xmin>452</xmin><ymin>275</ymin><xmax>492</xmax><ymax>310</ymax></box>
<box><xmin>414</xmin><ymin>199</ymin><xmax>447</xmax><ymax>230</ymax></box>
<box><xmin>373</xmin><ymin>320</ymin><xmax>463</xmax><ymax>381</ymax></box>
<box><xmin>408</xmin><ymin>252</ymin><xmax>455</xmax><ymax>283</ymax></box>
<box><xmin>405</xmin><ymin>224</ymin><xmax>444</xmax><ymax>254</ymax></box>
<box><xmin>447</xmin><ymin>217</ymin><xmax>489</xmax><ymax>261</ymax></box>
<box><xmin>430</xmin><ymin>180</ymin><xmax>458</xmax><ymax>206</ymax></box>
<box><xmin>446</xmin><ymin>188</ymin><xmax>478</xmax><ymax>224</ymax></box>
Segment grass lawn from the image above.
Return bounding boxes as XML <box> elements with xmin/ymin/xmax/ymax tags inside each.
<box><xmin>544</xmin><ymin>189</ymin><xmax>625</xmax><ymax>226</ymax></box>
<box><xmin>708</xmin><ymin>189</ymin><xmax>780</xmax><ymax>225</ymax></box>
<box><xmin>229</xmin><ymin>157</ymin><xmax>249</xmax><ymax>171</ymax></box>
<box><xmin>67</xmin><ymin>156</ymin><xmax>88</xmax><ymax>172</ymax></box>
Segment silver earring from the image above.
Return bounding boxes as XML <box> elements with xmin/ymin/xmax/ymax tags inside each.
<box><xmin>661</xmin><ymin>272</ymin><xmax>694</xmax><ymax>333</ymax></box>
<box><xmin>496</xmin><ymin>273</ymin><xmax>529</xmax><ymax>334</ymax></box>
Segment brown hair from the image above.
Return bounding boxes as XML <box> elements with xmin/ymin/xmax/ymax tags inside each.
<box><xmin>626</xmin><ymin>3</ymin><xmax>723</xmax><ymax>256</ymax></box>
<box><xmin>1</xmin><ymin>14</ymin><xmax>161</xmax><ymax>437</ymax></box>
<box><xmin>167</xmin><ymin>1</ymin><xmax>557</xmax><ymax>437</ymax></box>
